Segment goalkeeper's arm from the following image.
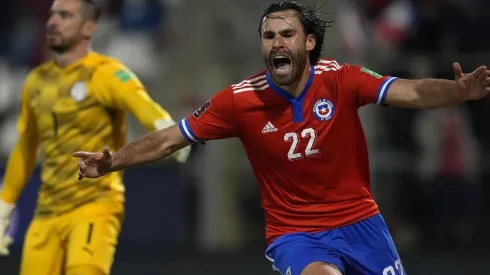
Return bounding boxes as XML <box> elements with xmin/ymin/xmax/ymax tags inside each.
<box><xmin>0</xmin><ymin>132</ymin><xmax>39</xmax><ymax>256</ymax></box>
<box><xmin>0</xmin><ymin>77</ymin><xmax>40</xmax><ymax>256</ymax></box>
<box><xmin>112</xmin><ymin>87</ymin><xmax>191</xmax><ymax>164</ymax></box>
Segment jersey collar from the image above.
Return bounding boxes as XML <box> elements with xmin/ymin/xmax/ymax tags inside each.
<box><xmin>266</xmin><ymin>65</ymin><xmax>315</xmax><ymax>103</ymax></box>
<box><xmin>266</xmin><ymin>66</ymin><xmax>315</xmax><ymax>123</ymax></box>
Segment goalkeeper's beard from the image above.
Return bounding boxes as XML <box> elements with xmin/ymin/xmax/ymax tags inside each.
<box><xmin>48</xmin><ymin>36</ymin><xmax>81</xmax><ymax>54</ymax></box>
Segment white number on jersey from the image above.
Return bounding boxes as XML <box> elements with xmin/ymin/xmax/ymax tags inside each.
<box><xmin>284</xmin><ymin>132</ymin><xmax>302</xmax><ymax>160</ymax></box>
<box><xmin>284</xmin><ymin>128</ymin><xmax>321</xmax><ymax>161</ymax></box>
<box><xmin>382</xmin><ymin>259</ymin><xmax>405</xmax><ymax>275</ymax></box>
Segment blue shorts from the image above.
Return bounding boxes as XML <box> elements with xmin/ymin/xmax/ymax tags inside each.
<box><xmin>265</xmin><ymin>214</ymin><xmax>405</xmax><ymax>275</ymax></box>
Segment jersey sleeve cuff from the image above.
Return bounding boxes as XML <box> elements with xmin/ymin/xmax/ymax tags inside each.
<box><xmin>178</xmin><ymin>118</ymin><xmax>201</xmax><ymax>143</ymax></box>
<box><xmin>375</xmin><ymin>77</ymin><xmax>397</xmax><ymax>105</ymax></box>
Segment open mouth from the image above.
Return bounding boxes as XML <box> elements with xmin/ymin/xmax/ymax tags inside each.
<box><xmin>272</xmin><ymin>55</ymin><xmax>292</xmax><ymax>72</ymax></box>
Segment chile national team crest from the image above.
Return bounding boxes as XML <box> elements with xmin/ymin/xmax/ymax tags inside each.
<box><xmin>313</xmin><ymin>99</ymin><xmax>335</xmax><ymax>121</ymax></box>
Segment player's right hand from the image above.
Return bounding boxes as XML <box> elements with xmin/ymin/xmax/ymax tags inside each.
<box><xmin>73</xmin><ymin>146</ymin><xmax>113</xmax><ymax>180</ymax></box>
<box><xmin>0</xmin><ymin>199</ymin><xmax>14</xmax><ymax>256</ymax></box>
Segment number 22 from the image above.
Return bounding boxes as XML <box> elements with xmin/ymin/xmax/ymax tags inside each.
<box><xmin>284</xmin><ymin>128</ymin><xmax>320</xmax><ymax>161</ymax></box>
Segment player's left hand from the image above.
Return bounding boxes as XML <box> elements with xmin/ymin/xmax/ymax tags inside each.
<box><xmin>454</xmin><ymin>62</ymin><xmax>490</xmax><ymax>100</ymax></box>
<box><xmin>154</xmin><ymin>118</ymin><xmax>191</xmax><ymax>164</ymax></box>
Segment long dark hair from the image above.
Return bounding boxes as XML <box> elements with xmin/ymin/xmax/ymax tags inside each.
<box><xmin>258</xmin><ymin>0</ymin><xmax>333</xmax><ymax>65</ymax></box>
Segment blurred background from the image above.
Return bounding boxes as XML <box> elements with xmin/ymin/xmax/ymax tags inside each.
<box><xmin>1</xmin><ymin>0</ymin><xmax>490</xmax><ymax>274</ymax></box>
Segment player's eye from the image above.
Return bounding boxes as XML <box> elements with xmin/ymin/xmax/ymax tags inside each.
<box><xmin>262</xmin><ymin>32</ymin><xmax>275</xmax><ymax>40</ymax></box>
<box><xmin>48</xmin><ymin>11</ymin><xmax>57</xmax><ymax>19</ymax></box>
<box><xmin>282</xmin><ymin>31</ymin><xmax>294</xmax><ymax>38</ymax></box>
<box><xmin>59</xmin><ymin>11</ymin><xmax>72</xmax><ymax>19</ymax></box>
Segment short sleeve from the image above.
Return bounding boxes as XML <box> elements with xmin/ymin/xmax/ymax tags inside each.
<box><xmin>179</xmin><ymin>87</ymin><xmax>237</xmax><ymax>143</ymax></box>
<box><xmin>340</xmin><ymin>64</ymin><xmax>398</xmax><ymax>107</ymax></box>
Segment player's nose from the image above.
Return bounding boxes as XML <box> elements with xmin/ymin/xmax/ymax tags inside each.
<box><xmin>46</xmin><ymin>16</ymin><xmax>59</xmax><ymax>29</ymax></box>
<box><xmin>273</xmin><ymin>37</ymin><xmax>286</xmax><ymax>48</ymax></box>
<box><xmin>46</xmin><ymin>22</ymin><xmax>57</xmax><ymax>31</ymax></box>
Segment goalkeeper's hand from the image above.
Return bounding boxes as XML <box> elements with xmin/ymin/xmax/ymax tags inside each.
<box><xmin>0</xmin><ymin>199</ymin><xmax>14</xmax><ymax>256</ymax></box>
<box><xmin>154</xmin><ymin>118</ymin><xmax>191</xmax><ymax>164</ymax></box>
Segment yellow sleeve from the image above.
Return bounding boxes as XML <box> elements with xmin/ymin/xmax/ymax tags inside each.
<box><xmin>93</xmin><ymin>61</ymin><xmax>173</xmax><ymax>131</ymax></box>
<box><xmin>0</xmin><ymin>73</ymin><xmax>40</xmax><ymax>204</ymax></box>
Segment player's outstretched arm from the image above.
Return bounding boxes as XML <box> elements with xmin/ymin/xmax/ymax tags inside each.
<box><xmin>93</xmin><ymin>63</ymin><xmax>191</xmax><ymax>164</ymax></box>
<box><xmin>116</xmin><ymin>90</ymin><xmax>191</xmax><ymax>164</ymax></box>
<box><xmin>74</xmin><ymin>124</ymin><xmax>190</xmax><ymax>179</ymax></box>
<box><xmin>385</xmin><ymin>63</ymin><xmax>490</xmax><ymax>108</ymax></box>
<box><xmin>75</xmin><ymin>84</ymin><xmax>238</xmax><ymax>180</ymax></box>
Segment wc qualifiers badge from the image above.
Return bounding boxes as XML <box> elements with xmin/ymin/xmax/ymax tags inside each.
<box><xmin>312</xmin><ymin>99</ymin><xmax>335</xmax><ymax>121</ymax></box>
<box><xmin>70</xmin><ymin>81</ymin><xmax>87</xmax><ymax>102</ymax></box>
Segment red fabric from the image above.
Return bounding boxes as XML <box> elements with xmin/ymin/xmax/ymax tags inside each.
<box><xmin>181</xmin><ymin>59</ymin><xmax>395</xmax><ymax>244</ymax></box>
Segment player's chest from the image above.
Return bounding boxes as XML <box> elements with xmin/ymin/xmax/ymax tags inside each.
<box><xmin>240</xmin><ymin>90</ymin><xmax>349</xmax><ymax>161</ymax></box>
<box><xmin>28</xmin><ymin>69</ymin><xmax>97</xmax><ymax>115</ymax></box>
<box><xmin>28</xmin><ymin>69</ymin><xmax>109</xmax><ymax>138</ymax></box>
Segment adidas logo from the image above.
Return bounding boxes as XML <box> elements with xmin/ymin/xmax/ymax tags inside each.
<box><xmin>262</xmin><ymin>121</ymin><xmax>278</xmax><ymax>133</ymax></box>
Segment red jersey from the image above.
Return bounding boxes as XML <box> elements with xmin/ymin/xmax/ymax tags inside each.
<box><xmin>178</xmin><ymin>59</ymin><xmax>398</xmax><ymax>245</ymax></box>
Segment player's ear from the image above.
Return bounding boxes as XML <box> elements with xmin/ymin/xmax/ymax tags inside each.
<box><xmin>82</xmin><ymin>20</ymin><xmax>97</xmax><ymax>39</ymax></box>
<box><xmin>306</xmin><ymin>34</ymin><xmax>315</xmax><ymax>52</ymax></box>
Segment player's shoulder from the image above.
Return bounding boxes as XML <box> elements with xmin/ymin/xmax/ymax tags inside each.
<box><xmin>313</xmin><ymin>58</ymin><xmax>349</xmax><ymax>76</ymax></box>
<box><xmin>28</xmin><ymin>60</ymin><xmax>56</xmax><ymax>77</ymax></box>
<box><xmin>33</xmin><ymin>59</ymin><xmax>55</xmax><ymax>71</ymax></box>
<box><xmin>313</xmin><ymin>58</ymin><xmax>367</xmax><ymax>86</ymax></box>
<box><xmin>89</xmin><ymin>52</ymin><xmax>130</xmax><ymax>73</ymax></box>
<box><xmin>23</xmin><ymin>61</ymin><xmax>57</xmax><ymax>87</ymax></box>
<box><xmin>88</xmin><ymin>52</ymin><xmax>140</xmax><ymax>84</ymax></box>
<box><xmin>229</xmin><ymin>70</ymin><xmax>268</xmax><ymax>95</ymax></box>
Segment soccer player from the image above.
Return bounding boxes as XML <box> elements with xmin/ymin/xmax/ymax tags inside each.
<box><xmin>74</xmin><ymin>1</ymin><xmax>490</xmax><ymax>275</ymax></box>
<box><xmin>0</xmin><ymin>0</ymin><xmax>191</xmax><ymax>275</ymax></box>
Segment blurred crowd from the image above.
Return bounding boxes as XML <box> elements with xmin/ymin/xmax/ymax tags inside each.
<box><xmin>338</xmin><ymin>0</ymin><xmax>490</xmax><ymax>253</ymax></box>
<box><xmin>0</xmin><ymin>0</ymin><xmax>490</xmax><ymax>256</ymax></box>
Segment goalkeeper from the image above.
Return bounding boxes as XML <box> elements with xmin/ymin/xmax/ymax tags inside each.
<box><xmin>0</xmin><ymin>0</ymin><xmax>190</xmax><ymax>274</ymax></box>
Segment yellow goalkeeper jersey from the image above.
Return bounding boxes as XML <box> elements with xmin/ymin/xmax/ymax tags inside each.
<box><xmin>0</xmin><ymin>52</ymin><xmax>172</xmax><ymax>216</ymax></box>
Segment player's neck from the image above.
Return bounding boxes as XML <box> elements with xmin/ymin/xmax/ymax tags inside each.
<box><xmin>53</xmin><ymin>42</ymin><xmax>91</xmax><ymax>68</ymax></box>
<box><xmin>278</xmin><ymin>64</ymin><xmax>312</xmax><ymax>97</ymax></box>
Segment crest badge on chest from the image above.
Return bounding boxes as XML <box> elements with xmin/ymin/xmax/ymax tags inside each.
<box><xmin>313</xmin><ymin>98</ymin><xmax>335</xmax><ymax>121</ymax></box>
<box><xmin>70</xmin><ymin>81</ymin><xmax>87</xmax><ymax>102</ymax></box>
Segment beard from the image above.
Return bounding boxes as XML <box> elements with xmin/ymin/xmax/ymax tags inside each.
<box><xmin>47</xmin><ymin>34</ymin><xmax>80</xmax><ymax>53</ymax></box>
<box><xmin>263</xmin><ymin>46</ymin><xmax>308</xmax><ymax>86</ymax></box>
